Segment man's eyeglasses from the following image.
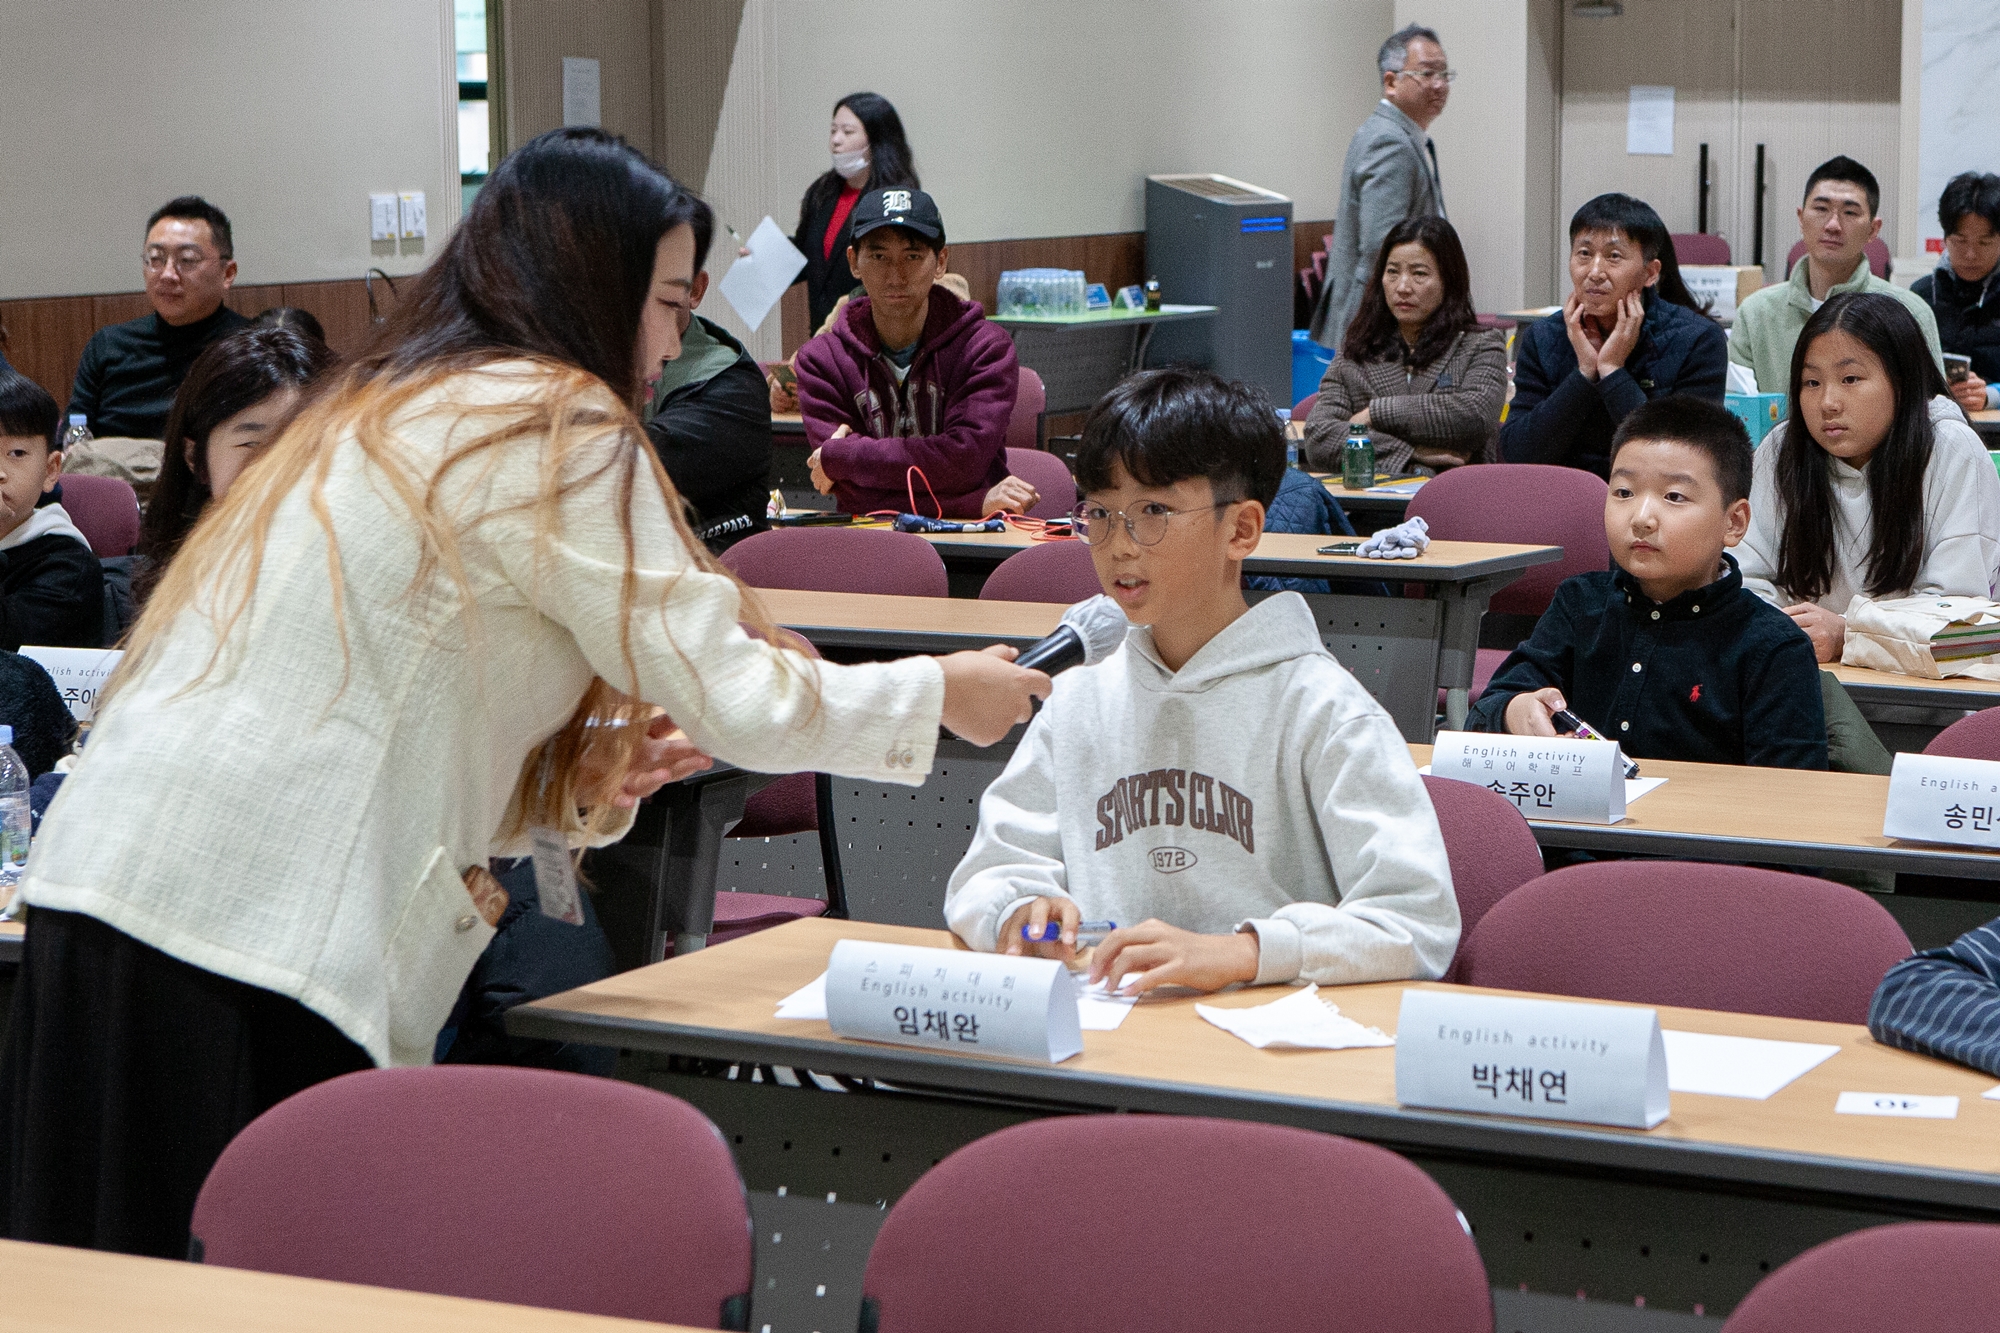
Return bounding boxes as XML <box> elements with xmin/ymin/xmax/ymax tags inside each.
<box><xmin>1395</xmin><ymin>68</ymin><xmax>1456</xmax><ymax>86</ymax></box>
<box><xmin>142</xmin><ymin>246</ymin><xmax>218</xmax><ymax>274</ymax></box>
<box><xmin>1071</xmin><ymin>500</ymin><xmax>1234</xmax><ymax>547</ymax></box>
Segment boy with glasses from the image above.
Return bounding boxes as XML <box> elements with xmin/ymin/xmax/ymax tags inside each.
<box><xmin>69</xmin><ymin>196</ymin><xmax>248</xmax><ymax>440</ymax></box>
<box><xmin>944</xmin><ymin>368</ymin><xmax>1458</xmax><ymax>993</ymax></box>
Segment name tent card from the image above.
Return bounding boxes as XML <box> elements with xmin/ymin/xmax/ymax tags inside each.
<box><xmin>18</xmin><ymin>645</ymin><xmax>123</xmax><ymax>723</ymax></box>
<box><xmin>1396</xmin><ymin>990</ymin><xmax>1669</xmax><ymax>1129</ymax></box>
<box><xmin>823</xmin><ymin>939</ymin><xmax>1083</xmax><ymax>1063</ymax></box>
<box><xmin>1430</xmin><ymin>731</ymin><xmax>1627</xmax><ymax>824</ymax></box>
<box><xmin>1883</xmin><ymin>753</ymin><xmax>2000</xmax><ymax>849</ymax></box>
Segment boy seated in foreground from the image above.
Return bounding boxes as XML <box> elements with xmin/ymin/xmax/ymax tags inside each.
<box><xmin>1467</xmin><ymin>395</ymin><xmax>1826</xmax><ymax>769</ymax></box>
<box><xmin>943</xmin><ymin>368</ymin><xmax>1459</xmax><ymax>993</ymax></box>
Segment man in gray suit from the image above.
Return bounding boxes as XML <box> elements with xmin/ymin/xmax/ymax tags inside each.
<box><xmin>1309</xmin><ymin>24</ymin><xmax>1452</xmax><ymax>350</ymax></box>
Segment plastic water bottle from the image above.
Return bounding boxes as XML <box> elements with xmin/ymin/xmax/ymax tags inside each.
<box><xmin>1342</xmin><ymin>424</ymin><xmax>1375</xmax><ymax>491</ymax></box>
<box><xmin>60</xmin><ymin>414</ymin><xmax>91</xmax><ymax>451</ymax></box>
<box><xmin>0</xmin><ymin>726</ymin><xmax>31</xmax><ymax>914</ymax></box>
<box><xmin>1277</xmin><ymin>409</ymin><xmax>1299</xmax><ymax>469</ymax></box>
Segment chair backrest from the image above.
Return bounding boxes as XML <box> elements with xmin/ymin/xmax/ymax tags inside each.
<box><xmin>1924</xmin><ymin>707</ymin><xmax>2000</xmax><ymax>760</ymax></box>
<box><xmin>862</xmin><ymin>1115</ymin><xmax>1492</xmax><ymax>1333</ymax></box>
<box><xmin>190</xmin><ymin>1066</ymin><xmax>753</xmax><ymax>1327</ymax></box>
<box><xmin>57</xmin><ymin>473</ymin><xmax>140</xmax><ymax>557</ymax></box>
<box><xmin>1456</xmin><ymin>861</ymin><xmax>1912</xmax><ymax>1023</ymax></box>
<box><xmin>1002</xmin><ymin>446</ymin><xmax>1076</xmax><ymax>520</ymax></box>
<box><xmin>1670</xmin><ymin>232</ymin><xmax>1732</xmax><ymax>266</ymax></box>
<box><xmin>1293</xmin><ymin>391</ymin><xmax>1319</xmax><ymax>421</ymax></box>
<box><xmin>720</xmin><ymin>526</ymin><xmax>947</xmax><ymax>597</ymax></box>
<box><xmin>1421</xmin><ymin>776</ymin><xmax>1545</xmax><ymax>981</ymax></box>
<box><xmin>1721</xmin><ymin>1222</ymin><xmax>2000</xmax><ymax>1332</ymax></box>
<box><xmin>729</xmin><ymin>627</ymin><xmax>823</xmax><ymax>840</ymax></box>
<box><xmin>1786</xmin><ymin>237</ymin><xmax>1892</xmax><ymax>280</ymax></box>
<box><xmin>1005</xmin><ymin>365</ymin><xmax>1046</xmax><ymax>452</ymax></box>
<box><xmin>1407</xmin><ymin>463</ymin><xmax>1608</xmax><ymax>617</ymax></box>
<box><xmin>978</xmin><ymin>537</ymin><xmax>1102</xmax><ymax>603</ymax></box>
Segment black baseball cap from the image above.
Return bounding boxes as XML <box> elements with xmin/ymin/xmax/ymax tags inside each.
<box><xmin>850</xmin><ymin>188</ymin><xmax>946</xmax><ymax>245</ymax></box>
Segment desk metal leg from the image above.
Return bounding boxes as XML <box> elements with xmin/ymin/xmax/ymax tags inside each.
<box><xmin>1432</xmin><ymin>570</ymin><xmax>1525</xmax><ymax>736</ymax></box>
<box><xmin>649</xmin><ymin>775</ymin><xmax>752</xmax><ymax>961</ymax></box>
<box><xmin>1444</xmin><ymin>687</ymin><xmax>1469</xmax><ymax>731</ymax></box>
<box><xmin>1131</xmin><ymin>323</ymin><xmax>1155</xmax><ymax>372</ymax></box>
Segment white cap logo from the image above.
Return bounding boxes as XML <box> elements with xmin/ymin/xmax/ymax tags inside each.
<box><xmin>882</xmin><ymin>189</ymin><xmax>913</xmax><ymax>214</ymax></box>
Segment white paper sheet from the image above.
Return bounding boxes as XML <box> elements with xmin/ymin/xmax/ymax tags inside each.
<box><xmin>1196</xmin><ymin>985</ymin><xmax>1395</xmax><ymax>1051</ymax></box>
<box><xmin>719</xmin><ymin>215</ymin><xmax>808</xmax><ymax>332</ymax></box>
<box><xmin>561</xmin><ymin>57</ymin><xmax>600</xmax><ymax>128</ymax></box>
<box><xmin>1984</xmin><ymin>1084</ymin><xmax>2000</xmax><ymax>1101</ymax></box>
<box><xmin>1661</xmin><ymin>1029</ymin><xmax>1840</xmax><ymax>1100</ymax></box>
<box><xmin>1626</xmin><ymin>85</ymin><xmax>1675</xmax><ymax>155</ymax></box>
<box><xmin>776</xmin><ymin>969</ymin><xmax>1136</xmax><ymax>1031</ymax></box>
<box><xmin>1835</xmin><ymin>1091</ymin><xmax>1959</xmax><ymax>1119</ymax></box>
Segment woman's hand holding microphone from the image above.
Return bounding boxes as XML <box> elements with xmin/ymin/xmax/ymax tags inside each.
<box><xmin>938</xmin><ymin>644</ymin><xmax>1051</xmax><ymax>745</ymax></box>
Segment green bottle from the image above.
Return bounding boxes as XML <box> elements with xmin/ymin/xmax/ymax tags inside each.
<box><xmin>1342</xmin><ymin>424</ymin><xmax>1375</xmax><ymax>491</ymax></box>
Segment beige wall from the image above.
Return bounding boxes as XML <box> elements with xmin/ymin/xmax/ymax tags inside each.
<box><xmin>0</xmin><ymin>0</ymin><xmax>457</xmax><ymax>301</ymax></box>
<box><xmin>500</xmin><ymin>0</ymin><xmax>659</xmax><ymax>159</ymax></box>
<box><xmin>664</xmin><ymin>0</ymin><xmax>1398</xmax><ymax>355</ymax></box>
<box><xmin>1398</xmin><ymin>0</ymin><xmax>1564</xmax><ymax>313</ymax></box>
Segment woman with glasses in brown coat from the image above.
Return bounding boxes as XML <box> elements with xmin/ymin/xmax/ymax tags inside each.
<box><xmin>1303</xmin><ymin>216</ymin><xmax>1507</xmax><ymax>478</ymax></box>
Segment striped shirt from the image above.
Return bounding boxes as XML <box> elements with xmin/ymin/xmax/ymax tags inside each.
<box><xmin>1868</xmin><ymin>916</ymin><xmax>2000</xmax><ymax>1076</ymax></box>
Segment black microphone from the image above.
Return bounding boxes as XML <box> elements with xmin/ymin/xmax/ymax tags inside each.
<box><xmin>1013</xmin><ymin>596</ymin><xmax>1129</xmax><ymax>675</ymax></box>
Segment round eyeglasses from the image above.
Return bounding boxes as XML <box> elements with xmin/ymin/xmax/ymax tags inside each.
<box><xmin>1071</xmin><ymin>500</ymin><xmax>1233</xmax><ymax>547</ymax></box>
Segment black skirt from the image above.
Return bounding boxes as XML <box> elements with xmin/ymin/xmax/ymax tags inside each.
<box><xmin>0</xmin><ymin>907</ymin><xmax>371</xmax><ymax>1258</ymax></box>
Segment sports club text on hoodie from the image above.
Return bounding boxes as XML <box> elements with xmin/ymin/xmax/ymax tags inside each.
<box><xmin>792</xmin><ymin>286</ymin><xmax>1017</xmax><ymax>517</ymax></box>
<box><xmin>946</xmin><ymin>594</ymin><xmax>1460</xmax><ymax>985</ymax></box>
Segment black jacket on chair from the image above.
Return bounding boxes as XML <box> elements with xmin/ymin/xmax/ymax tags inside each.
<box><xmin>644</xmin><ymin>317</ymin><xmax>773</xmax><ymax>554</ymax></box>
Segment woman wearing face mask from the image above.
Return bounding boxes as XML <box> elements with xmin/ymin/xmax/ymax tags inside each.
<box><xmin>131</xmin><ymin>325</ymin><xmax>336</xmax><ymax>607</ymax></box>
<box><xmin>1502</xmin><ymin>193</ymin><xmax>1727</xmax><ymax>478</ymax></box>
<box><xmin>791</xmin><ymin>92</ymin><xmax>920</xmax><ymax>334</ymax></box>
<box><xmin>1302</xmin><ymin>216</ymin><xmax>1506</xmax><ymax>476</ymax></box>
<box><xmin>1736</xmin><ymin>292</ymin><xmax>2000</xmax><ymax>663</ymax></box>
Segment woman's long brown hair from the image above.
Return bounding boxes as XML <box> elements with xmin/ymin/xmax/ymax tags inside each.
<box><xmin>108</xmin><ymin>128</ymin><xmax>807</xmax><ymax>843</ymax></box>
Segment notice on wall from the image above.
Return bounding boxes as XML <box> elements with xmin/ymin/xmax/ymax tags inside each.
<box><xmin>1626</xmin><ymin>85</ymin><xmax>1675</xmax><ymax>156</ymax></box>
<box><xmin>562</xmin><ymin>56</ymin><xmax>601</xmax><ymax>128</ymax></box>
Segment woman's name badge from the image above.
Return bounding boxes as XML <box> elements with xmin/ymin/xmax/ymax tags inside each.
<box><xmin>528</xmin><ymin>827</ymin><xmax>584</xmax><ymax>925</ymax></box>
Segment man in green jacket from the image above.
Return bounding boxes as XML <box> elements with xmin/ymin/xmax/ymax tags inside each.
<box><xmin>1730</xmin><ymin>156</ymin><xmax>1943</xmax><ymax>393</ymax></box>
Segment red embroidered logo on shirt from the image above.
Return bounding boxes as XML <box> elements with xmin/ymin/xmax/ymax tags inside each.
<box><xmin>1689</xmin><ymin>684</ymin><xmax>1702</xmax><ymax>703</ymax></box>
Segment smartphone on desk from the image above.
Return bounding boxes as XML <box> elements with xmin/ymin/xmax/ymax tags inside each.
<box><xmin>775</xmin><ymin>511</ymin><xmax>855</xmax><ymax>526</ymax></box>
<box><xmin>1317</xmin><ymin>540</ymin><xmax>1362</xmax><ymax>554</ymax></box>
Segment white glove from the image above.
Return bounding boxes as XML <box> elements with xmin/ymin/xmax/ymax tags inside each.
<box><xmin>1357</xmin><ymin>515</ymin><xmax>1431</xmax><ymax>560</ymax></box>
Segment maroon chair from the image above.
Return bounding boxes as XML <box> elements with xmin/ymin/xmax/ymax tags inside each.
<box><xmin>720</xmin><ymin>527</ymin><xmax>948</xmax><ymax>598</ymax></box>
<box><xmin>1292</xmin><ymin>390</ymin><xmax>1320</xmax><ymax>421</ymax></box>
<box><xmin>1670</xmin><ymin>232</ymin><xmax>1732</xmax><ymax>266</ymax></box>
<box><xmin>58</xmin><ymin>474</ymin><xmax>140</xmax><ymax>557</ymax></box>
<box><xmin>1456</xmin><ymin>861</ymin><xmax>1912</xmax><ymax>1023</ymax></box>
<box><xmin>1786</xmin><ymin>236</ymin><xmax>1892</xmax><ymax>280</ymax></box>
<box><xmin>1005</xmin><ymin>365</ymin><xmax>1046</xmax><ymax>452</ymax></box>
<box><xmin>978</xmin><ymin>538</ymin><xmax>1102</xmax><ymax>604</ymax></box>
<box><xmin>1924</xmin><ymin>707</ymin><xmax>2000</xmax><ymax>760</ymax></box>
<box><xmin>1002</xmin><ymin>446</ymin><xmax>1076</xmax><ymax>520</ymax></box>
<box><xmin>1721</xmin><ymin>1222</ymin><xmax>2000</xmax><ymax>1332</ymax></box>
<box><xmin>190</xmin><ymin>1066</ymin><xmax>754</xmax><ymax>1328</ymax></box>
<box><xmin>860</xmin><ymin>1115</ymin><xmax>1492</xmax><ymax>1333</ymax></box>
<box><xmin>715</xmin><ymin>626</ymin><xmax>829</xmax><ymax>941</ymax></box>
<box><xmin>1408</xmin><ymin>463</ymin><xmax>1609</xmax><ymax>702</ymax></box>
<box><xmin>1421</xmin><ymin>776</ymin><xmax>1545</xmax><ymax>982</ymax></box>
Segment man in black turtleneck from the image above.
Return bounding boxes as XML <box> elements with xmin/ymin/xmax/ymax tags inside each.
<box><xmin>67</xmin><ymin>196</ymin><xmax>248</xmax><ymax>441</ymax></box>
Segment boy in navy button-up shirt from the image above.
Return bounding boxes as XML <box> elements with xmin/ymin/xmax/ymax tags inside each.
<box><xmin>1468</xmin><ymin>395</ymin><xmax>1826</xmax><ymax>768</ymax></box>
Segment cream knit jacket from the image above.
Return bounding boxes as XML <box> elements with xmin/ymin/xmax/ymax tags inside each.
<box><xmin>25</xmin><ymin>364</ymin><xmax>944</xmax><ymax>1065</ymax></box>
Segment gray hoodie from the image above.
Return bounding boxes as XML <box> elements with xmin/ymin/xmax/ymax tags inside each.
<box><xmin>946</xmin><ymin>593</ymin><xmax>1459</xmax><ymax>985</ymax></box>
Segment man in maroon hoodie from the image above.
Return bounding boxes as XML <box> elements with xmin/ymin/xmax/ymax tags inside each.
<box><xmin>795</xmin><ymin>188</ymin><xmax>1032</xmax><ymax>517</ymax></box>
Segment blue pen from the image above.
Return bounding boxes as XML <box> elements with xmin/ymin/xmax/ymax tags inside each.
<box><xmin>1023</xmin><ymin>919</ymin><xmax>1118</xmax><ymax>946</ymax></box>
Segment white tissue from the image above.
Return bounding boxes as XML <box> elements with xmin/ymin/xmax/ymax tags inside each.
<box><xmin>1195</xmin><ymin>984</ymin><xmax>1395</xmax><ymax>1051</ymax></box>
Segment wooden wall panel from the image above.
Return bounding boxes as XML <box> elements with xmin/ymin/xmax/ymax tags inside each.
<box><xmin>0</xmin><ymin>276</ymin><xmax>404</xmax><ymax>410</ymax></box>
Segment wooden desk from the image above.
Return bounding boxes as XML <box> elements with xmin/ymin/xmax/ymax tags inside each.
<box><xmin>0</xmin><ymin>1237</ymin><xmax>694</xmax><ymax>1332</ymax></box>
<box><xmin>1313</xmin><ymin>471</ymin><xmax>1426</xmax><ymax>517</ymax></box>
<box><xmin>755</xmin><ymin>587</ymin><xmax>1065</xmax><ymax>655</ymax></box>
<box><xmin>988</xmin><ymin>305</ymin><xmax>1219</xmax><ymax>415</ymax></box>
<box><xmin>512</xmin><ymin>917</ymin><xmax>2000</xmax><ymax>1215</ymax></box>
<box><xmin>1967</xmin><ymin>408</ymin><xmax>2000</xmax><ymax>440</ymax></box>
<box><xmin>1829</xmin><ymin>662</ymin><xmax>2000</xmax><ymax>715</ymax></box>
<box><xmin>772</xmin><ymin>411</ymin><xmax>805</xmax><ymax>437</ymax></box>
<box><xmin>911</xmin><ymin>532</ymin><xmax>1557</xmax><ymax>740</ymax></box>
<box><xmin>1413</xmin><ymin>743</ymin><xmax>2000</xmax><ymax>884</ymax></box>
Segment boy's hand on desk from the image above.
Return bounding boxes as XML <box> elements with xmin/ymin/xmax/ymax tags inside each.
<box><xmin>1088</xmin><ymin>920</ymin><xmax>1260</xmax><ymax>995</ymax></box>
<box><xmin>1503</xmin><ymin>687</ymin><xmax>1566</xmax><ymax>737</ymax></box>
<box><xmin>1783</xmin><ymin>602</ymin><xmax>1844</xmax><ymax>663</ymax></box>
<box><xmin>999</xmin><ymin>896</ymin><xmax>1079</xmax><ymax>961</ymax></box>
